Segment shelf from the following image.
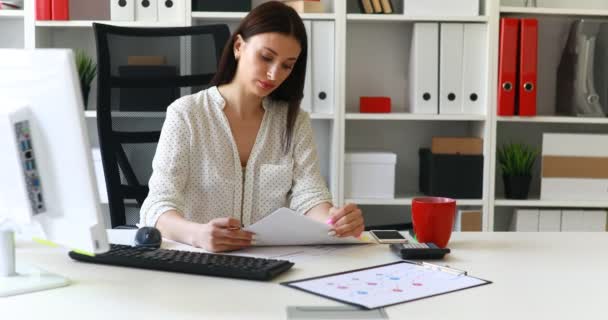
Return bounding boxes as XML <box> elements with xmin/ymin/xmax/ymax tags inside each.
<box><xmin>346</xmin><ymin>197</ymin><xmax>483</xmax><ymax>206</ymax></box>
<box><xmin>35</xmin><ymin>20</ymin><xmax>184</xmax><ymax>28</ymax></box>
<box><xmin>495</xmin><ymin>198</ymin><xmax>608</xmax><ymax>208</ymax></box>
<box><xmin>347</xmin><ymin>14</ymin><xmax>488</xmax><ymax>22</ymax></box>
<box><xmin>497</xmin><ymin>116</ymin><xmax>608</xmax><ymax>124</ymax></box>
<box><xmin>84</xmin><ymin>110</ymin><xmax>334</xmax><ymax>120</ymax></box>
<box><xmin>346</xmin><ymin>113</ymin><xmax>486</xmax><ymax>121</ymax></box>
<box><xmin>84</xmin><ymin>111</ymin><xmax>166</xmax><ymax>118</ymax></box>
<box><xmin>0</xmin><ymin>10</ymin><xmax>24</xmax><ymax>18</ymax></box>
<box><xmin>500</xmin><ymin>6</ymin><xmax>608</xmax><ymax>17</ymax></box>
<box><xmin>191</xmin><ymin>12</ymin><xmax>335</xmax><ymax>21</ymax></box>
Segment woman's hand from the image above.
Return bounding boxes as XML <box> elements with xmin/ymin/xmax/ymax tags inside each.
<box><xmin>191</xmin><ymin>217</ymin><xmax>255</xmax><ymax>253</ymax></box>
<box><xmin>327</xmin><ymin>203</ymin><xmax>365</xmax><ymax>238</ymax></box>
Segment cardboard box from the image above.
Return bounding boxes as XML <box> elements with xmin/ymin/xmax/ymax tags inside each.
<box><xmin>344</xmin><ymin>152</ymin><xmax>396</xmax><ymax>199</ymax></box>
<box><xmin>541</xmin><ymin>133</ymin><xmax>608</xmax><ymax>201</ymax></box>
<box><xmin>431</xmin><ymin>137</ymin><xmax>483</xmax><ymax>155</ymax></box>
<box><xmin>454</xmin><ymin>210</ymin><xmax>482</xmax><ymax>232</ymax></box>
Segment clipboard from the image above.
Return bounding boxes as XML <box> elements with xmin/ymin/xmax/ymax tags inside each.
<box><xmin>281</xmin><ymin>261</ymin><xmax>491</xmax><ymax>310</ymax></box>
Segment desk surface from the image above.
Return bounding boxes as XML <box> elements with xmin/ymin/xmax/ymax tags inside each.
<box><xmin>3</xmin><ymin>232</ymin><xmax>607</xmax><ymax>319</ymax></box>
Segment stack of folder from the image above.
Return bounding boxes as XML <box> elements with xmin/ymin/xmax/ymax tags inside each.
<box><xmin>409</xmin><ymin>23</ymin><xmax>487</xmax><ymax>115</ymax></box>
<box><xmin>36</xmin><ymin>0</ymin><xmax>68</xmax><ymax>20</ymax></box>
<box><xmin>110</xmin><ymin>0</ymin><xmax>186</xmax><ymax>23</ymax></box>
<box><xmin>497</xmin><ymin>18</ymin><xmax>539</xmax><ymax>116</ymax></box>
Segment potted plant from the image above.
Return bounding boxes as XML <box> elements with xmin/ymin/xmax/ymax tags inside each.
<box><xmin>75</xmin><ymin>49</ymin><xmax>97</xmax><ymax>109</ymax></box>
<box><xmin>497</xmin><ymin>142</ymin><xmax>539</xmax><ymax>199</ymax></box>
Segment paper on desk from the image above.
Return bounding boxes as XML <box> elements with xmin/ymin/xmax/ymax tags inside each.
<box><xmin>243</xmin><ymin>207</ymin><xmax>369</xmax><ymax>246</ymax></box>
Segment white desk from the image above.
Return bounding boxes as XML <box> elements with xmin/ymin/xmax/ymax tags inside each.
<box><xmin>2</xmin><ymin>232</ymin><xmax>607</xmax><ymax>319</ymax></box>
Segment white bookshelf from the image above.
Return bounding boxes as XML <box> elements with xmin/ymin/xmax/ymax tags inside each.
<box><xmin>500</xmin><ymin>6</ymin><xmax>608</xmax><ymax>17</ymax></box>
<box><xmin>3</xmin><ymin>0</ymin><xmax>608</xmax><ymax>231</ymax></box>
<box><xmin>494</xmin><ymin>199</ymin><xmax>608</xmax><ymax>209</ymax></box>
<box><xmin>346</xmin><ymin>113</ymin><xmax>486</xmax><ymax>121</ymax></box>
<box><xmin>346</xmin><ymin>14</ymin><xmax>489</xmax><ymax>22</ymax></box>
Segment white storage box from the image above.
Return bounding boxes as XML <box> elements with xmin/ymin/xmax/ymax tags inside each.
<box><xmin>403</xmin><ymin>0</ymin><xmax>479</xmax><ymax>17</ymax></box>
<box><xmin>92</xmin><ymin>148</ymin><xmax>108</xmax><ymax>203</ymax></box>
<box><xmin>541</xmin><ymin>133</ymin><xmax>608</xmax><ymax>201</ymax></box>
<box><xmin>344</xmin><ymin>152</ymin><xmax>396</xmax><ymax>199</ymax></box>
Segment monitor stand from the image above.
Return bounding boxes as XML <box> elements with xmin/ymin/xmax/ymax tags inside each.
<box><xmin>0</xmin><ymin>229</ymin><xmax>70</xmax><ymax>297</ymax></box>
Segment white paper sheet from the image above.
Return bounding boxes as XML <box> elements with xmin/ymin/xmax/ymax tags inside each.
<box><xmin>243</xmin><ymin>207</ymin><xmax>369</xmax><ymax>246</ymax></box>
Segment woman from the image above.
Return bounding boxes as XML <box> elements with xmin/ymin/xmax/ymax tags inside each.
<box><xmin>140</xmin><ymin>1</ymin><xmax>364</xmax><ymax>253</ymax></box>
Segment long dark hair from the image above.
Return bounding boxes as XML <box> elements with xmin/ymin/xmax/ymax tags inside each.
<box><xmin>211</xmin><ymin>1</ymin><xmax>308</xmax><ymax>154</ymax></box>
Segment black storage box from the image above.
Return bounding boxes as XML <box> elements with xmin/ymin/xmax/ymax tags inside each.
<box><xmin>418</xmin><ymin>148</ymin><xmax>483</xmax><ymax>199</ymax></box>
<box><xmin>118</xmin><ymin>65</ymin><xmax>179</xmax><ymax>112</ymax></box>
<box><xmin>192</xmin><ymin>0</ymin><xmax>251</xmax><ymax>12</ymax></box>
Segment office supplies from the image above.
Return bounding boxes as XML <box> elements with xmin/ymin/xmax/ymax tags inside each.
<box><xmin>360</xmin><ymin>96</ymin><xmax>391</xmax><ymax>113</ymax></box>
<box><xmin>518</xmin><ymin>18</ymin><xmax>538</xmax><ymax>116</ymax></box>
<box><xmin>311</xmin><ymin>21</ymin><xmax>334</xmax><ymax>114</ymax></box>
<box><xmin>358</xmin><ymin>0</ymin><xmax>374</xmax><ymax>13</ymax></box>
<box><xmin>538</xmin><ymin>210</ymin><xmax>561</xmax><ymax>232</ymax></box>
<box><xmin>419</xmin><ymin>148</ymin><xmax>483</xmax><ymax>199</ymax></box>
<box><xmin>344</xmin><ymin>152</ymin><xmax>397</xmax><ymax>199</ymax></box>
<box><xmin>283</xmin><ymin>1</ymin><xmax>325</xmax><ymax>13</ymax></box>
<box><xmin>556</xmin><ymin>20</ymin><xmax>605</xmax><ymax>117</ymax></box>
<box><xmin>462</xmin><ymin>23</ymin><xmax>487</xmax><ymax>114</ymax></box>
<box><xmin>369</xmin><ymin>230</ymin><xmax>407</xmax><ymax>244</ymax></box>
<box><xmin>497</xmin><ymin>18</ymin><xmax>519</xmax><ymax>116</ymax></box>
<box><xmin>110</xmin><ymin>0</ymin><xmax>135</xmax><ymax>21</ymax></box>
<box><xmin>380</xmin><ymin>0</ymin><xmax>393</xmax><ymax>14</ymax></box>
<box><xmin>439</xmin><ymin>23</ymin><xmax>464</xmax><ymax>114</ymax></box>
<box><xmin>370</xmin><ymin>0</ymin><xmax>382</xmax><ymax>13</ymax></box>
<box><xmin>282</xmin><ymin>261</ymin><xmax>490</xmax><ymax>309</ymax></box>
<box><xmin>454</xmin><ymin>209</ymin><xmax>482</xmax><ymax>232</ymax></box>
<box><xmin>69</xmin><ymin>244</ymin><xmax>294</xmax><ymax>281</ymax></box>
<box><xmin>157</xmin><ymin>0</ymin><xmax>185</xmax><ymax>24</ymax></box>
<box><xmin>431</xmin><ymin>137</ymin><xmax>483</xmax><ymax>155</ymax></box>
<box><xmin>135</xmin><ymin>0</ymin><xmax>157</xmax><ymax>21</ymax></box>
<box><xmin>510</xmin><ymin>209</ymin><xmax>539</xmax><ymax>232</ymax></box>
<box><xmin>51</xmin><ymin>0</ymin><xmax>68</xmax><ymax>20</ymax></box>
<box><xmin>286</xmin><ymin>306</ymin><xmax>388</xmax><ymax>319</ymax></box>
<box><xmin>243</xmin><ymin>208</ymin><xmax>367</xmax><ymax>246</ymax></box>
<box><xmin>390</xmin><ymin>242</ymin><xmax>451</xmax><ymax>259</ymax></box>
<box><xmin>410</xmin><ymin>23</ymin><xmax>439</xmax><ymax>114</ymax></box>
<box><xmin>0</xmin><ymin>49</ymin><xmax>110</xmax><ymax>297</ymax></box>
<box><xmin>35</xmin><ymin>0</ymin><xmax>51</xmax><ymax>20</ymax></box>
<box><xmin>301</xmin><ymin>20</ymin><xmax>312</xmax><ymax>112</ymax></box>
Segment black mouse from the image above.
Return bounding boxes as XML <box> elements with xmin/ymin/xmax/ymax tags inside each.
<box><xmin>134</xmin><ymin>227</ymin><xmax>162</xmax><ymax>249</ymax></box>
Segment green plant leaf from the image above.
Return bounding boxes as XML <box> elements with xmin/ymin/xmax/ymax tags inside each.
<box><xmin>497</xmin><ymin>142</ymin><xmax>539</xmax><ymax>176</ymax></box>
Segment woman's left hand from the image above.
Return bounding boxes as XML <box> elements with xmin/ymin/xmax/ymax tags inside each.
<box><xmin>327</xmin><ymin>203</ymin><xmax>365</xmax><ymax>238</ymax></box>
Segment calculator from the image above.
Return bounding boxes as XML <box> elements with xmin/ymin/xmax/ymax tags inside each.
<box><xmin>390</xmin><ymin>242</ymin><xmax>451</xmax><ymax>260</ymax></box>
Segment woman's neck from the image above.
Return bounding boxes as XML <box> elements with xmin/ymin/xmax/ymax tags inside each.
<box><xmin>217</xmin><ymin>82</ymin><xmax>264</xmax><ymax>119</ymax></box>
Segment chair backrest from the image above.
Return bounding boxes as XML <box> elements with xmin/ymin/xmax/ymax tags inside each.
<box><xmin>93</xmin><ymin>23</ymin><xmax>230</xmax><ymax>228</ymax></box>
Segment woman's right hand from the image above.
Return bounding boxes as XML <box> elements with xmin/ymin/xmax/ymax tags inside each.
<box><xmin>191</xmin><ymin>217</ymin><xmax>255</xmax><ymax>253</ymax></box>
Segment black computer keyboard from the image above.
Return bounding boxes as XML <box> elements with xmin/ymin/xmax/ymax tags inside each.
<box><xmin>68</xmin><ymin>244</ymin><xmax>294</xmax><ymax>281</ymax></box>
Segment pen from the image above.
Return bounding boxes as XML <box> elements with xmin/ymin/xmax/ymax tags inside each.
<box><xmin>421</xmin><ymin>262</ymin><xmax>467</xmax><ymax>276</ymax></box>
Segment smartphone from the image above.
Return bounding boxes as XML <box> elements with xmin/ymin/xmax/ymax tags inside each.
<box><xmin>369</xmin><ymin>230</ymin><xmax>408</xmax><ymax>244</ymax></box>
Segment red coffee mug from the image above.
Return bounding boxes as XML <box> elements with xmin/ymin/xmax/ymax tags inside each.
<box><xmin>411</xmin><ymin>197</ymin><xmax>456</xmax><ymax>248</ymax></box>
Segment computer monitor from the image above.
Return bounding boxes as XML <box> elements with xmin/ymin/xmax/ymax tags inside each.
<box><xmin>0</xmin><ymin>49</ymin><xmax>109</xmax><ymax>297</ymax></box>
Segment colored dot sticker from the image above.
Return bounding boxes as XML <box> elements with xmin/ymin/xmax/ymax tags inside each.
<box><xmin>357</xmin><ymin>291</ymin><xmax>368</xmax><ymax>295</ymax></box>
<box><xmin>413</xmin><ymin>283</ymin><xmax>423</xmax><ymax>286</ymax></box>
<box><xmin>367</xmin><ymin>282</ymin><xmax>377</xmax><ymax>286</ymax></box>
<box><xmin>392</xmin><ymin>288</ymin><xmax>403</xmax><ymax>292</ymax></box>
<box><xmin>338</xmin><ymin>286</ymin><xmax>348</xmax><ymax>289</ymax></box>
<box><xmin>390</xmin><ymin>277</ymin><xmax>400</xmax><ymax>280</ymax></box>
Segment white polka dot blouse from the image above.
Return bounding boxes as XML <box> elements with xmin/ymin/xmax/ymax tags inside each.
<box><xmin>139</xmin><ymin>86</ymin><xmax>333</xmax><ymax>227</ymax></box>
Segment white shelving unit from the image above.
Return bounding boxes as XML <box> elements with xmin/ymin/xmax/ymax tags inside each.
<box><xmin>3</xmin><ymin>0</ymin><xmax>607</xmax><ymax>231</ymax></box>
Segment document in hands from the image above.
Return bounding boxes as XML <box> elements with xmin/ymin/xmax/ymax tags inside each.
<box><xmin>243</xmin><ymin>208</ymin><xmax>370</xmax><ymax>246</ymax></box>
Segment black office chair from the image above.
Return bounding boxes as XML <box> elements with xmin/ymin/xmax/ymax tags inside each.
<box><xmin>93</xmin><ymin>23</ymin><xmax>230</xmax><ymax>228</ymax></box>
